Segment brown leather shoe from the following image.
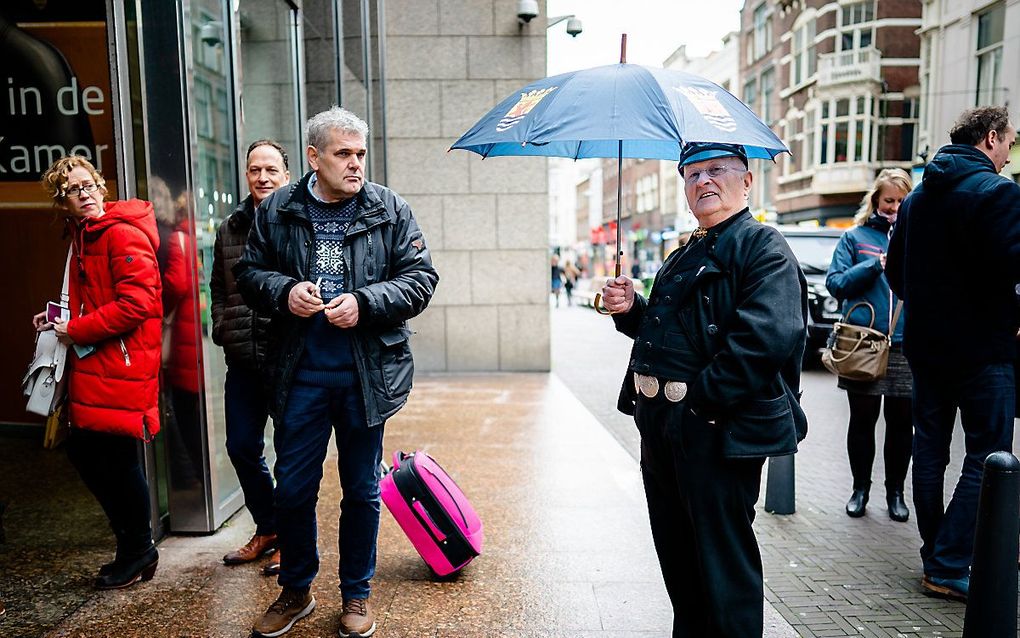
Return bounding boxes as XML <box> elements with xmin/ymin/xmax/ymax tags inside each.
<box><xmin>223</xmin><ymin>533</ymin><xmax>277</xmax><ymax>565</ymax></box>
<box><xmin>262</xmin><ymin>550</ymin><xmax>281</xmax><ymax>576</ymax></box>
<box><xmin>338</xmin><ymin>597</ymin><xmax>376</xmax><ymax>637</ymax></box>
<box><xmin>252</xmin><ymin>587</ymin><xmax>315</xmax><ymax>637</ymax></box>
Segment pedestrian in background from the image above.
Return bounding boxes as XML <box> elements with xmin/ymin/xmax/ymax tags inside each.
<box><xmin>212</xmin><ymin>139</ymin><xmax>290</xmax><ymax>575</ymax></box>
<box><xmin>550</xmin><ymin>254</ymin><xmax>564</xmax><ymax>307</ymax></box>
<box><xmin>236</xmin><ymin>106</ymin><xmax>438</xmax><ymax>638</ymax></box>
<box><xmin>825</xmin><ymin>168</ymin><xmax>913</xmax><ymax>522</ymax></box>
<box><xmin>33</xmin><ymin>156</ymin><xmax>162</xmax><ymax>589</ymax></box>
<box><xmin>562</xmin><ymin>259</ymin><xmax>580</xmax><ymax>306</ymax></box>
<box><xmin>886</xmin><ymin>105</ymin><xmax>1020</xmax><ymax>602</ymax></box>
<box><xmin>601</xmin><ymin>142</ymin><xmax>807</xmax><ymax>636</ymax></box>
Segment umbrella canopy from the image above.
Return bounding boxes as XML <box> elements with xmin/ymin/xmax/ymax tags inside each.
<box><xmin>450</xmin><ymin>62</ymin><xmax>789</xmax><ymax>162</ymax></box>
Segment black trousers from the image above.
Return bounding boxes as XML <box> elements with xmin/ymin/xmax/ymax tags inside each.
<box><xmin>66</xmin><ymin>428</ymin><xmax>153</xmax><ymax>554</ymax></box>
<box><xmin>845</xmin><ymin>392</ymin><xmax>912</xmax><ymax>492</ymax></box>
<box><xmin>637</xmin><ymin>397</ymin><xmax>766</xmax><ymax>638</ymax></box>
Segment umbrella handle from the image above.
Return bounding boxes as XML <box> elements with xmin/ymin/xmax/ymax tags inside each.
<box><xmin>593</xmin><ymin>263</ymin><xmax>623</xmax><ymax>316</ymax></box>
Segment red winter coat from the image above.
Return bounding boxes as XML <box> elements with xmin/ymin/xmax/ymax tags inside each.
<box><xmin>161</xmin><ymin>221</ymin><xmax>201</xmax><ymax>394</ymax></box>
<box><xmin>65</xmin><ymin>199</ymin><xmax>163</xmax><ymax>439</ymax></box>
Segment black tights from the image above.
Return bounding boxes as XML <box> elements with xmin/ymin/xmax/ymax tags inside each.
<box><xmin>846</xmin><ymin>392</ymin><xmax>913</xmax><ymax>493</ymax></box>
<box><xmin>66</xmin><ymin>429</ymin><xmax>153</xmax><ymax>554</ymax></box>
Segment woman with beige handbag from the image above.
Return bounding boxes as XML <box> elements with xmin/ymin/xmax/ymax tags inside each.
<box><xmin>825</xmin><ymin>169</ymin><xmax>914</xmax><ymax>522</ymax></box>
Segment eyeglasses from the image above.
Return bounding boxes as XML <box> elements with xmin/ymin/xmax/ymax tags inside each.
<box><xmin>66</xmin><ymin>183</ymin><xmax>101</xmax><ymax>198</ymax></box>
<box><xmin>682</xmin><ymin>165</ymin><xmax>745</xmax><ymax>185</ymax></box>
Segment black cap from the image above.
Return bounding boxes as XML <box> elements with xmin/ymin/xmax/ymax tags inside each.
<box><xmin>678</xmin><ymin>142</ymin><xmax>748</xmax><ymax>174</ymax></box>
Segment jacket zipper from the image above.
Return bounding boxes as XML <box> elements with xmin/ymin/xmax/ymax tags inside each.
<box><xmin>119</xmin><ymin>339</ymin><xmax>132</xmax><ymax>366</ymax></box>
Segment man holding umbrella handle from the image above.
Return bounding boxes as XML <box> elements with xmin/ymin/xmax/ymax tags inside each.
<box><xmin>602</xmin><ymin>142</ymin><xmax>808</xmax><ymax>637</ymax></box>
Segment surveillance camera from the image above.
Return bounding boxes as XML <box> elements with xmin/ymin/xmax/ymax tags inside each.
<box><xmin>517</xmin><ymin>0</ymin><xmax>539</xmax><ymax>23</ymax></box>
<box><xmin>566</xmin><ymin>17</ymin><xmax>583</xmax><ymax>37</ymax></box>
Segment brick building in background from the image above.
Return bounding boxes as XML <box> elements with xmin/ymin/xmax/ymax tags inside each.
<box><xmin>740</xmin><ymin>0</ymin><xmax>922</xmax><ymax>225</ymax></box>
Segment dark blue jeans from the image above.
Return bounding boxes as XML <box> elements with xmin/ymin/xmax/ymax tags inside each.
<box><xmin>224</xmin><ymin>366</ymin><xmax>275</xmax><ymax>536</ymax></box>
<box><xmin>911</xmin><ymin>363</ymin><xmax>1015</xmax><ymax>579</ymax></box>
<box><xmin>274</xmin><ymin>381</ymin><xmax>383</xmax><ymax>598</ymax></box>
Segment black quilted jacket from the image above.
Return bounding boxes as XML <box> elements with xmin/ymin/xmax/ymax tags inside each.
<box><xmin>210</xmin><ymin>195</ymin><xmax>273</xmax><ymax>370</ymax></box>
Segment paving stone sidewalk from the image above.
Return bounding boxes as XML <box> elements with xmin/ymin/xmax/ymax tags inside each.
<box><xmin>551</xmin><ymin>303</ymin><xmax>1020</xmax><ymax>638</ymax></box>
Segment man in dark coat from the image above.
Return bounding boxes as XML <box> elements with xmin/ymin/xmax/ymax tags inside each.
<box><xmin>601</xmin><ymin>142</ymin><xmax>808</xmax><ymax>637</ymax></box>
<box><xmin>211</xmin><ymin>139</ymin><xmax>290</xmax><ymax>573</ymax></box>
<box><xmin>235</xmin><ymin>107</ymin><xmax>438</xmax><ymax>638</ymax></box>
<box><xmin>886</xmin><ymin>105</ymin><xmax>1020</xmax><ymax>602</ymax></box>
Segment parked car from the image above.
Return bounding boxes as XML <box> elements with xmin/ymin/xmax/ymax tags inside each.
<box><xmin>777</xmin><ymin>226</ymin><xmax>843</xmax><ymax>356</ymax></box>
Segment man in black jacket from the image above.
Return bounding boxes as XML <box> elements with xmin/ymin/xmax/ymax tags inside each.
<box><xmin>236</xmin><ymin>107</ymin><xmax>438</xmax><ymax>638</ymax></box>
<box><xmin>601</xmin><ymin>142</ymin><xmax>807</xmax><ymax>637</ymax></box>
<box><xmin>211</xmin><ymin>139</ymin><xmax>290</xmax><ymax>573</ymax></box>
<box><xmin>886</xmin><ymin>106</ymin><xmax>1020</xmax><ymax>602</ymax></box>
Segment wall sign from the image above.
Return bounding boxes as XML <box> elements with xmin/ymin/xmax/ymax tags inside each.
<box><xmin>0</xmin><ymin>1</ymin><xmax>117</xmax><ymax>207</ymax></box>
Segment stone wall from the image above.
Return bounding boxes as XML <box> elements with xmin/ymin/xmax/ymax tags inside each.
<box><xmin>385</xmin><ymin>0</ymin><xmax>551</xmax><ymax>371</ymax></box>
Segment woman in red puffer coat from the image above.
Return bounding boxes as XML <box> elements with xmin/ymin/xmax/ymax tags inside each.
<box><xmin>32</xmin><ymin>156</ymin><xmax>162</xmax><ymax>590</ymax></box>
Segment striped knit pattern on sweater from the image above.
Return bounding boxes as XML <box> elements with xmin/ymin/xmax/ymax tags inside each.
<box><xmin>295</xmin><ymin>192</ymin><xmax>360</xmax><ymax>388</ymax></box>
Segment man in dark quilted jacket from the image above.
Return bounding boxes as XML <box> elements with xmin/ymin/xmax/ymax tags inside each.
<box><xmin>211</xmin><ymin>139</ymin><xmax>290</xmax><ymax>575</ymax></box>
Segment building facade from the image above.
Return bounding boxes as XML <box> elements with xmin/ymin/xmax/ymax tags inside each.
<box><xmin>1</xmin><ymin>0</ymin><xmax>548</xmax><ymax>536</ymax></box>
<box><xmin>918</xmin><ymin>0</ymin><xmax>1020</xmax><ymax>180</ymax></box>
<box><xmin>740</xmin><ymin>0</ymin><xmax>923</xmax><ymax>225</ymax></box>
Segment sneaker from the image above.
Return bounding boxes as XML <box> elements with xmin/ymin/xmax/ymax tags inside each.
<box><xmin>921</xmin><ymin>574</ymin><xmax>968</xmax><ymax>602</ymax></box>
<box><xmin>338</xmin><ymin>597</ymin><xmax>376</xmax><ymax>637</ymax></box>
<box><xmin>224</xmin><ymin>533</ymin><xmax>278</xmax><ymax>565</ymax></box>
<box><xmin>252</xmin><ymin>587</ymin><xmax>315</xmax><ymax>637</ymax></box>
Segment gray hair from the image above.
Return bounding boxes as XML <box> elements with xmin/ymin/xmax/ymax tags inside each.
<box><xmin>305</xmin><ymin>106</ymin><xmax>369</xmax><ymax>149</ymax></box>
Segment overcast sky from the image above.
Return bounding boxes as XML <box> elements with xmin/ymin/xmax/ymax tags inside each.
<box><xmin>546</xmin><ymin>0</ymin><xmax>745</xmax><ymax>75</ymax></box>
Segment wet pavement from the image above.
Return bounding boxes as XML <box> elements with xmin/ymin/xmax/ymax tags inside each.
<box><xmin>8</xmin><ymin>373</ymin><xmax>788</xmax><ymax>637</ymax></box>
<box><xmin>3</xmin><ymin>302</ymin><xmax>1017</xmax><ymax>637</ymax></box>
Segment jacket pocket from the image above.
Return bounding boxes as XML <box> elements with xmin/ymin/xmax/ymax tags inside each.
<box><xmin>720</xmin><ymin>395</ymin><xmax>798</xmax><ymax>459</ymax></box>
<box><xmin>377</xmin><ymin>326</ymin><xmax>413</xmax><ymax>398</ymax></box>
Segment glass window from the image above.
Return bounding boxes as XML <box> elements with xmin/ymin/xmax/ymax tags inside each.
<box><xmin>761</xmin><ymin>68</ymin><xmax>775</xmax><ymax>124</ymax></box>
<box><xmin>838</xmin><ymin>1</ymin><xmax>875</xmax><ymax>51</ymax></box>
<box><xmin>820</xmin><ymin>123</ymin><xmax>829</xmax><ymax>164</ymax></box>
<box><xmin>805</xmin><ymin>111</ymin><xmax>815</xmax><ymax>167</ymax></box>
<box><xmin>753</xmin><ymin>3</ymin><xmax>769</xmax><ymax>60</ymax></box>
<box><xmin>976</xmin><ymin>3</ymin><xmax>1005</xmax><ymax>105</ymax></box>
<box><xmin>743</xmin><ymin>79</ymin><xmax>757</xmax><ymax>112</ymax></box>
<box><xmin>836</xmin><ymin>99</ymin><xmax>849</xmax><ymax>117</ymax></box>
<box><xmin>835</xmin><ymin>122</ymin><xmax>849</xmax><ymax>162</ymax></box>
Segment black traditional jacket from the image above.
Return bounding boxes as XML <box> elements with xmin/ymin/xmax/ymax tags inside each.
<box><xmin>613</xmin><ymin>209</ymin><xmax>808</xmax><ymax>458</ymax></box>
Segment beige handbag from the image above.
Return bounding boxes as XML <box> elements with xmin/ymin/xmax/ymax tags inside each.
<box><xmin>821</xmin><ymin>300</ymin><xmax>903</xmax><ymax>382</ymax></box>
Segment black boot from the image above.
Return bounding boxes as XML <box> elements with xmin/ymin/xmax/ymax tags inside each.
<box><xmin>845</xmin><ymin>489</ymin><xmax>869</xmax><ymax>517</ymax></box>
<box><xmin>887</xmin><ymin>490</ymin><xmax>910</xmax><ymax>522</ymax></box>
<box><xmin>99</xmin><ymin>528</ymin><xmax>129</xmax><ymax>576</ymax></box>
<box><xmin>95</xmin><ymin>545</ymin><xmax>158</xmax><ymax>590</ymax></box>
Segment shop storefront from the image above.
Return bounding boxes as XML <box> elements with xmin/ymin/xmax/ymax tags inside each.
<box><xmin>1</xmin><ymin>0</ymin><xmax>386</xmax><ymax>537</ymax></box>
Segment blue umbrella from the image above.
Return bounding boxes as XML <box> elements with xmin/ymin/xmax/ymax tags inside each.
<box><xmin>450</xmin><ymin>63</ymin><xmax>788</xmax><ymax>161</ymax></box>
<box><xmin>450</xmin><ymin>38</ymin><xmax>789</xmax><ymax>313</ymax></box>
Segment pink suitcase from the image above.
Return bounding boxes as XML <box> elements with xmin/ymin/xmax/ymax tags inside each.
<box><xmin>380</xmin><ymin>450</ymin><xmax>483</xmax><ymax>577</ymax></box>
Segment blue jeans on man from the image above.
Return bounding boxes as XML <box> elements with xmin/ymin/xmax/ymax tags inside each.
<box><xmin>911</xmin><ymin>363</ymin><xmax>1015</xmax><ymax>580</ymax></box>
<box><xmin>224</xmin><ymin>366</ymin><xmax>275</xmax><ymax>536</ymax></box>
<box><xmin>274</xmin><ymin>381</ymin><xmax>383</xmax><ymax>598</ymax></box>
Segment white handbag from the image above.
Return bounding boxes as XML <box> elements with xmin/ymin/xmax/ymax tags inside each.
<box><xmin>23</xmin><ymin>250</ymin><xmax>71</xmax><ymax>417</ymax></box>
